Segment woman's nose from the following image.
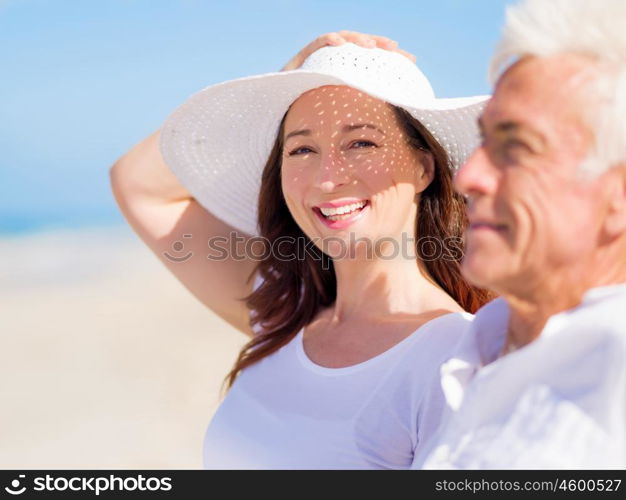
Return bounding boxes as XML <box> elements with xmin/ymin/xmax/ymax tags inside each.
<box><xmin>316</xmin><ymin>151</ymin><xmax>350</xmax><ymax>192</ymax></box>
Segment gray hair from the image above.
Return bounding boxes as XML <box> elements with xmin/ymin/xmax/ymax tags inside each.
<box><xmin>490</xmin><ymin>0</ymin><xmax>626</xmax><ymax>175</ymax></box>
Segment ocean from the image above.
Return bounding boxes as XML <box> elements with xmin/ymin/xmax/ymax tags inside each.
<box><xmin>0</xmin><ymin>209</ymin><xmax>125</xmax><ymax>237</ymax></box>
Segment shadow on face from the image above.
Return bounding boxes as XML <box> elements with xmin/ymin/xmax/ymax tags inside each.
<box><xmin>279</xmin><ymin>85</ymin><xmax>434</xmax><ymax>257</ymax></box>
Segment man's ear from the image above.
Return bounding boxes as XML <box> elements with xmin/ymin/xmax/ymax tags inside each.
<box><xmin>415</xmin><ymin>150</ymin><xmax>435</xmax><ymax>193</ymax></box>
<box><xmin>603</xmin><ymin>164</ymin><xmax>626</xmax><ymax>237</ymax></box>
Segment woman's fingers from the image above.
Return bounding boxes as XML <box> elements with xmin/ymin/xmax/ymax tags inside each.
<box><xmin>281</xmin><ymin>31</ymin><xmax>414</xmax><ymax>71</ymax></box>
<box><xmin>373</xmin><ymin>36</ymin><xmax>398</xmax><ymax>49</ymax></box>
<box><xmin>337</xmin><ymin>30</ymin><xmax>376</xmax><ymax>48</ymax></box>
<box><xmin>396</xmin><ymin>47</ymin><xmax>417</xmax><ymax>63</ymax></box>
<box><xmin>338</xmin><ymin>31</ymin><xmax>397</xmax><ymax>49</ymax></box>
<box><xmin>281</xmin><ymin>32</ymin><xmax>345</xmax><ymax>71</ymax></box>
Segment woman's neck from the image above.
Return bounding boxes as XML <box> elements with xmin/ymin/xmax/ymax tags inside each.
<box><xmin>328</xmin><ymin>253</ymin><xmax>461</xmax><ymax>324</ymax></box>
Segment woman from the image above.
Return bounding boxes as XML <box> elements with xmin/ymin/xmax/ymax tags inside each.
<box><xmin>110</xmin><ymin>32</ymin><xmax>491</xmax><ymax>469</ymax></box>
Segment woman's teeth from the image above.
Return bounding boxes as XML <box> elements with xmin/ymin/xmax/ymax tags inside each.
<box><xmin>319</xmin><ymin>201</ymin><xmax>367</xmax><ymax>221</ymax></box>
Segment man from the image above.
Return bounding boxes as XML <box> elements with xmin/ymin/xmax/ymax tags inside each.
<box><xmin>413</xmin><ymin>0</ymin><xmax>626</xmax><ymax>468</ymax></box>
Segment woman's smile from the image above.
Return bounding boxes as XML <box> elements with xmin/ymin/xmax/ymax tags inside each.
<box><xmin>312</xmin><ymin>199</ymin><xmax>370</xmax><ymax>229</ymax></box>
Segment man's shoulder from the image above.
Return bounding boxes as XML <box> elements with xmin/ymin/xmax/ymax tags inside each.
<box><xmin>535</xmin><ymin>292</ymin><xmax>626</xmax><ymax>385</ymax></box>
<box><xmin>565</xmin><ymin>286</ymin><xmax>626</xmax><ymax>351</ymax></box>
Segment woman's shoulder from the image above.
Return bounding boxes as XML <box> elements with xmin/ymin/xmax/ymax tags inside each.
<box><xmin>419</xmin><ymin>310</ymin><xmax>474</xmax><ymax>338</ymax></box>
<box><xmin>401</xmin><ymin>310</ymin><xmax>474</xmax><ymax>361</ymax></box>
<box><xmin>372</xmin><ymin>311</ymin><xmax>474</xmax><ymax>402</ymax></box>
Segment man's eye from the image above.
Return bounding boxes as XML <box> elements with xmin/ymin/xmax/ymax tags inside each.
<box><xmin>494</xmin><ymin>139</ymin><xmax>531</xmax><ymax>166</ymax></box>
<box><xmin>350</xmin><ymin>140</ymin><xmax>377</xmax><ymax>149</ymax></box>
<box><xmin>288</xmin><ymin>146</ymin><xmax>314</xmax><ymax>156</ymax></box>
<box><xmin>503</xmin><ymin>139</ymin><xmax>529</xmax><ymax>152</ymax></box>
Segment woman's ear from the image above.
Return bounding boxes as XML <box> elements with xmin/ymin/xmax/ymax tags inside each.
<box><xmin>415</xmin><ymin>150</ymin><xmax>435</xmax><ymax>193</ymax></box>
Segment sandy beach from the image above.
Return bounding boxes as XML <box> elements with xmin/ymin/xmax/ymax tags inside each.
<box><xmin>0</xmin><ymin>224</ymin><xmax>247</xmax><ymax>469</ymax></box>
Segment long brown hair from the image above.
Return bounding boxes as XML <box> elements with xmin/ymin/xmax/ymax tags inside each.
<box><xmin>225</xmin><ymin>104</ymin><xmax>492</xmax><ymax>389</ymax></box>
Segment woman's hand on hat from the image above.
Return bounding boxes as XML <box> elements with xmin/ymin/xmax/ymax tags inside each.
<box><xmin>281</xmin><ymin>31</ymin><xmax>416</xmax><ymax>71</ymax></box>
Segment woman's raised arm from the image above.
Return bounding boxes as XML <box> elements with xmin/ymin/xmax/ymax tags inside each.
<box><xmin>109</xmin><ymin>130</ymin><xmax>258</xmax><ymax>337</ymax></box>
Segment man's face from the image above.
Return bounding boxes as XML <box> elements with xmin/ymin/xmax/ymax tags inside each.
<box><xmin>454</xmin><ymin>55</ymin><xmax>612</xmax><ymax>297</ymax></box>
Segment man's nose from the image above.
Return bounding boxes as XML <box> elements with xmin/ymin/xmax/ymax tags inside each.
<box><xmin>454</xmin><ymin>147</ymin><xmax>499</xmax><ymax>198</ymax></box>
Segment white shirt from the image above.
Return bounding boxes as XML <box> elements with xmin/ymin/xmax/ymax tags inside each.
<box><xmin>413</xmin><ymin>284</ymin><xmax>626</xmax><ymax>469</ymax></box>
<box><xmin>202</xmin><ymin>312</ymin><xmax>472</xmax><ymax>469</ymax></box>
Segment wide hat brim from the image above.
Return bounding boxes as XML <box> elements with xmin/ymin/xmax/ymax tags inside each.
<box><xmin>160</xmin><ymin>65</ymin><xmax>488</xmax><ymax>237</ymax></box>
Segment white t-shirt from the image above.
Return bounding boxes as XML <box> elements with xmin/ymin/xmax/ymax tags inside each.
<box><xmin>202</xmin><ymin>310</ymin><xmax>472</xmax><ymax>469</ymax></box>
<box><xmin>413</xmin><ymin>284</ymin><xmax>626</xmax><ymax>469</ymax></box>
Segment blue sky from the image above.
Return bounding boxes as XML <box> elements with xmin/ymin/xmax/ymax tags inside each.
<box><xmin>0</xmin><ymin>0</ymin><xmax>513</xmax><ymax>234</ymax></box>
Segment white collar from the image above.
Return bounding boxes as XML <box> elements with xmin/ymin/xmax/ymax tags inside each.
<box><xmin>440</xmin><ymin>298</ymin><xmax>508</xmax><ymax>410</ymax></box>
<box><xmin>440</xmin><ymin>282</ymin><xmax>626</xmax><ymax>411</ymax></box>
<box><xmin>581</xmin><ymin>282</ymin><xmax>626</xmax><ymax>304</ymax></box>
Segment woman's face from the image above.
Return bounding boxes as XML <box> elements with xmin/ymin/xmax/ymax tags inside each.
<box><xmin>281</xmin><ymin>85</ymin><xmax>433</xmax><ymax>258</ymax></box>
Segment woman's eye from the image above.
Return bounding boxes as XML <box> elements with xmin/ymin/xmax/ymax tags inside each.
<box><xmin>350</xmin><ymin>140</ymin><xmax>377</xmax><ymax>149</ymax></box>
<box><xmin>288</xmin><ymin>146</ymin><xmax>314</xmax><ymax>156</ymax></box>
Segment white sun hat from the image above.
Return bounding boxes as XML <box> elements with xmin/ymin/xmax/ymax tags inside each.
<box><xmin>160</xmin><ymin>43</ymin><xmax>488</xmax><ymax>237</ymax></box>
